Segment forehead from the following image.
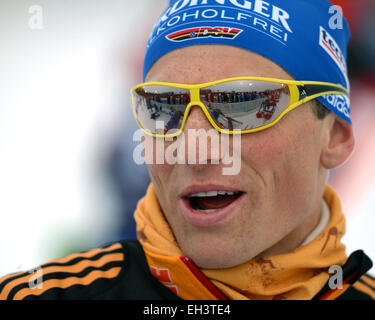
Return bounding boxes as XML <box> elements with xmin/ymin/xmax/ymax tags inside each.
<box><xmin>145</xmin><ymin>44</ymin><xmax>294</xmax><ymax>84</ymax></box>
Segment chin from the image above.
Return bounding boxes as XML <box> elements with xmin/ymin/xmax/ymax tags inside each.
<box><xmin>178</xmin><ymin>235</ymin><xmax>257</xmax><ymax>269</ymax></box>
<box><xmin>193</xmin><ymin>251</ymin><xmax>252</xmax><ymax>269</ymax></box>
<box><xmin>192</xmin><ymin>254</ymin><xmax>235</xmax><ymax>269</ymax></box>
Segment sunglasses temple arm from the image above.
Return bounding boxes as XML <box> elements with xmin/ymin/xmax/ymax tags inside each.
<box><xmin>298</xmin><ymin>84</ymin><xmax>348</xmax><ymax>100</ymax></box>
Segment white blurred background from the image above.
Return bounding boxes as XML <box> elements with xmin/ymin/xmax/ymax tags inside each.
<box><xmin>0</xmin><ymin>0</ymin><xmax>166</xmax><ymax>275</ymax></box>
<box><xmin>0</xmin><ymin>0</ymin><xmax>374</xmax><ymax>276</ymax></box>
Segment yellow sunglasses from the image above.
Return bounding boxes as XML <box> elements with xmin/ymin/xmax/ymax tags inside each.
<box><xmin>130</xmin><ymin>77</ymin><xmax>348</xmax><ymax>138</ymax></box>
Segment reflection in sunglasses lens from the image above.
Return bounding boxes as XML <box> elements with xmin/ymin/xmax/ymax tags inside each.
<box><xmin>201</xmin><ymin>80</ymin><xmax>290</xmax><ymax>131</ymax></box>
<box><xmin>132</xmin><ymin>81</ymin><xmax>291</xmax><ymax>134</ymax></box>
<box><xmin>133</xmin><ymin>86</ymin><xmax>190</xmax><ymax>134</ymax></box>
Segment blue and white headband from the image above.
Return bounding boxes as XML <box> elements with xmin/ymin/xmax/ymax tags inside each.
<box><xmin>143</xmin><ymin>0</ymin><xmax>351</xmax><ymax>124</ymax></box>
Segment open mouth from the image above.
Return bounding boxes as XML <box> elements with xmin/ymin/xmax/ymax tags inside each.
<box><xmin>187</xmin><ymin>190</ymin><xmax>244</xmax><ymax>213</ymax></box>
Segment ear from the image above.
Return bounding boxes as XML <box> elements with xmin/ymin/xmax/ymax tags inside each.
<box><xmin>320</xmin><ymin>115</ymin><xmax>355</xmax><ymax>169</ymax></box>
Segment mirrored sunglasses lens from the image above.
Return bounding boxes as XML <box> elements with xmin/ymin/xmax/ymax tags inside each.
<box><xmin>132</xmin><ymin>85</ymin><xmax>190</xmax><ymax>134</ymax></box>
<box><xmin>201</xmin><ymin>80</ymin><xmax>290</xmax><ymax>131</ymax></box>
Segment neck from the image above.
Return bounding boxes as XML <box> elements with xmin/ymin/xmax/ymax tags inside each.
<box><xmin>256</xmin><ymin>201</ymin><xmax>322</xmax><ymax>258</ymax></box>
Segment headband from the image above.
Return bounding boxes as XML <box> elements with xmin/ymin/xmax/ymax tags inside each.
<box><xmin>143</xmin><ymin>0</ymin><xmax>351</xmax><ymax>123</ymax></box>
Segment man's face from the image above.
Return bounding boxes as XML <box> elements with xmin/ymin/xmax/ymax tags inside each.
<box><xmin>144</xmin><ymin>45</ymin><xmax>331</xmax><ymax>269</ymax></box>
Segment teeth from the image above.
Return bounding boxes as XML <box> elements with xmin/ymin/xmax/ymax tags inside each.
<box><xmin>198</xmin><ymin>209</ymin><xmax>217</xmax><ymax>213</ymax></box>
<box><xmin>190</xmin><ymin>191</ymin><xmax>217</xmax><ymax>197</ymax></box>
<box><xmin>189</xmin><ymin>191</ymin><xmax>237</xmax><ymax>197</ymax></box>
<box><xmin>220</xmin><ymin>191</ymin><xmax>235</xmax><ymax>195</ymax></box>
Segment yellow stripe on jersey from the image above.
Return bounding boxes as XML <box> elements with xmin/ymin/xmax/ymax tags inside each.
<box><xmin>361</xmin><ymin>275</ymin><xmax>375</xmax><ymax>290</ymax></box>
<box><xmin>322</xmin><ymin>284</ymin><xmax>351</xmax><ymax>300</ymax></box>
<box><xmin>0</xmin><ymin>242</ymin><xmax>123</xmax><ymax>300</ymax></box>
<box><xmin>13</xmin><ymin>267</ymin><xmax>122</xmax><ymax>300</ymax></box>
<box><xmin>40</xmin><ymin>242</ymin><xmax>122</xmax><ymax>265</ymax></box>
<box><xmin>0</xmin><ymin>253</ymin><xmax>123</xmax><ymax>300</ymax></box>
<box><xmin>353</xmin><ymin>280</ymin><xmax>375</xmax><ymax>299</ymax></box>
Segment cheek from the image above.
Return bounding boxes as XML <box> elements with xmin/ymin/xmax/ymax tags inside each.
<box><xmin>146</xmin><ymin>162</ymin><xmax>172</xmax><ymax>193</ymax></box>
<box><xmin>143</xmin><ymin>136</ymin><xmax>176</xmax><ymax>200</ymax></box>
<box><xmin>146</xmin><ymin>161</ymin><xmax>175</xmax><ymax>220</ymax></box>
<box><xmin>241</xmin><ymin>119</ymin><xmax>322</xmax><ymax>204</ymax></box>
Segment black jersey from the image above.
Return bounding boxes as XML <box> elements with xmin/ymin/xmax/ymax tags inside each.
<box><xmin>0</xmin><ymin>240</ymin><xmax>374</xmax><ymax>300</ymax></box>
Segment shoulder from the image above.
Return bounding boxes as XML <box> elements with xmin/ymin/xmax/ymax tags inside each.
<box><xmin>0</xmin><ymin>239</ymin><xmax>180</xmax><ymax>300</ymax></box>
<box><xmin>339</xmin><ymin>250</ymin><xmax>375</xmax><ymax>300</ymax></box>
<box><xmin>0</xmin><ymin>241</ymin><xmax>125</xmax><ymax>300</ymax></box>
<box><xmin>336</xmin><ymin>250</ymin><xmax>375</xmax><ymax>300</ymax></box>
<box><xmin>314</xmin><ymin>250</ymin><xmax>375</xmax><ymax>300</ymax></box>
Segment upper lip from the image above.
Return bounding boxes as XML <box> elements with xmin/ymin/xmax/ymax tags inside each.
<box><xmin>179</xmin><ymin>184</ymin><xmax>244</xmax><ymax>198</ymax></box>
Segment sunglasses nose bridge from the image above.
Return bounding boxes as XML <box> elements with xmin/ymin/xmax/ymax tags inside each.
<box><xmin>181</xmin><ymin>87</ymin><xmax>217</xmax><ymax>131</ymax></box>
<box><xmin>190</xmin><ymin>87</ymin><xmax>201</xmax><ymax>102</ymax></box>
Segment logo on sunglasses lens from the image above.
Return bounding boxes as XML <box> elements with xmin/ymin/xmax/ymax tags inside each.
<box><xmin>166</xmin><ymin>26</ymin><xmax>243</xmax><ymax>42</ymax></box>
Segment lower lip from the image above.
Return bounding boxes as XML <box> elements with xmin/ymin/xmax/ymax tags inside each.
<box><xmin>179</xmin><ymin>194</ymin><xmax>245</xmax><ymax>227</ymax></box>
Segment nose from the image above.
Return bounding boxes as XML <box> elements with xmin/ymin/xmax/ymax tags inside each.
<box><xmin>181</xmin><ymin>105</ymin><xmax>221</xmax><ymax>166</ymax></box>
<box><xmin>183</xmin><ymin>105</ymin><xmax>213</xmax><ymax>132</ymax></box>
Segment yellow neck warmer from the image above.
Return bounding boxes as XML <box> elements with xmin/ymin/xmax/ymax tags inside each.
<box><xmin>134</xmin><ymin>184</ymin><xmax>347</xmax><ymax>300</ymax></box>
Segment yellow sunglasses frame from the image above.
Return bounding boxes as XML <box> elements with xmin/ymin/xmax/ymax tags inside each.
<box><xmin>130</xmin><ymin>77</ymin><xmax>349</xmax><ymax>138</ymax></box>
